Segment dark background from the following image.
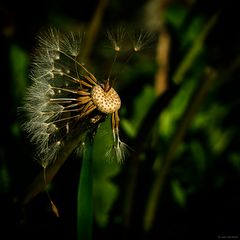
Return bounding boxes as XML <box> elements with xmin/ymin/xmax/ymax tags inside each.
<box><xmin>1</xmin><ymin>0</ymin><xmax>240</xmax><ymax>239</ymax></box>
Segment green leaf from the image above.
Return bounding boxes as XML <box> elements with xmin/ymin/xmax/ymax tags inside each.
<box><xmin>182</xmin><ymin>17</ymin><xmax>204</xmax><ymax>48</ymax></box>
<box><xmin>190</xmin><ymin>141</ymin><xmax>206</xmax><ymax>173</ymax></box>
<box><xmin>122</xmin><ymin>85</ymin><xmax>157</xmax><ymax>138</ymax></box>
<box><xmin>9</xmin><ymin>44</ymin><xmax>29</xmax><ymax>102</ymax></box>
<box><xmin>93</xmin><ymin>180</ymin><xmax>118</xmax><ymax>227</ymax></box>
<box><xmin>229</xmin><ymin>153</ymin><xmax>240</xmax><ymax>171</ymax></box>
<box><xmin>171</xmin><ymin>180</ymin><xmax>186</xmax><ymax>207</ymax></box>
<box><xmin>165</xmin><ymin>5</ymin><xmax>188</xmax><ymax>29</ymax></box>
<box><xmin>159</xmin><ymin>78</ymin><xmax>195</xmax><ymax>139</ymax></box>
<box><xmin>121</xmin><ymin>119</ymin><xmax>136</xmax><ymax>138</ymax></box>
<box><xmin>92</xmin><ymin>119</ymin><xmax>121</xmax><ymax>228</ymax></box>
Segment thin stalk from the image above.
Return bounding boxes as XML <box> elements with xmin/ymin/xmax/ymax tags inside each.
<box><xmin>21</xmin><ymin>132</ymin><xmax>84</xmax><ymax>205</ymax></box>
<box><xmin>82</xmin><ymin>0</ymin><xmax>108</xmax><ymax>63</ymax></box>
<box><xmin>154</xmin><ymin>29</ymin><xmax>171</xmax><ymax>95</ymax></box>
<box><xmin>20</xmin><ymin>118</ymin><xmax>101</xmax><ymax>206</ymax></box>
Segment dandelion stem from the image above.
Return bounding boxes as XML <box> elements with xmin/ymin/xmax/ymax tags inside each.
<box><xmin>20</xmin><ymin>121</ymin><xmax>97</xmax><ymax>206</ymax></box>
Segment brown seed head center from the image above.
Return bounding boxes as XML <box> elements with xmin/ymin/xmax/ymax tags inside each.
<box><xmin>91</xmin><ymin>85</ymin><xmax>121</xmax><ymax>114</ymax></box>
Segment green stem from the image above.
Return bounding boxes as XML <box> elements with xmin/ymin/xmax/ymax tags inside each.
<box><xmin>21</xmin><ymin>125</ymin><xmax>87</xmax><ymax>205</ymax></box>
<box><xmin>77</xmin><ymin>135</ymin><xmax>93</xmax><ymax>240</ymax></box>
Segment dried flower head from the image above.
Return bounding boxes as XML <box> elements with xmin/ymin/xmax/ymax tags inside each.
<box><xmin>20</xmin><ymin>27</ymin><xmax>134</xmax><ymax>167</ymax></box>
<box><xmin>20</xmin><ymin>26</ymin><xmax>150</xmax><ymax>167</ymax></box>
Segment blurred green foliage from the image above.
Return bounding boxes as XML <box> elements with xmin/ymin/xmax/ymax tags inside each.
<box><xmin>1</xmin><ymin>0</ymin><xmax>240</xmax><ymax>239</ymax></box>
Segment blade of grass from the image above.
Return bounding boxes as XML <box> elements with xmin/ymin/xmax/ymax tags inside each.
<box><xmin>21</xmin><ymin>123</ymin><xmax>89</xmax><ymax>205</ymax></box>
<box><xmin>77</xmin><ymin>134</ymin><xmax>93</xmax><ymax>240</ymax></box>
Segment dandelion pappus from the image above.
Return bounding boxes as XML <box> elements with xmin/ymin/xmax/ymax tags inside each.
<box><xmin>20</xmin><ymin>26</ymin><xmax>153</xmax><ymax>168</ymax></box>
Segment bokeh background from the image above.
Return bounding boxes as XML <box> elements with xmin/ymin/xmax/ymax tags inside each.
<box><xmin>1</xmin><ymin>0</ymin><xmax>240</xmax><ymax>239</ymax></box>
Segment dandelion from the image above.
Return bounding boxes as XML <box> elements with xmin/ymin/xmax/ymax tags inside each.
<box><xmin>19</xmin><ymin>26</ymin><xmax>152</xmax><ymax>219</ymax></box>
<box><xmin>20</xmin><ymin>27</ymin><xmax>133</xmax><ymax>169</ymax></box>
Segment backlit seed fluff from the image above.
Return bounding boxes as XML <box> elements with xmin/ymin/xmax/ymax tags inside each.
<box><xmin>20</xmin><ymin>27</ymin><xmax>133</xmax><ymax>166</ymax></box>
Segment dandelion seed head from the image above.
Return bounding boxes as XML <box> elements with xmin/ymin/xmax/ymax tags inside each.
<box><xmin>20</xmin><ymin>26</ymin><xmax>135</xmax><ymax>166</ymax></box>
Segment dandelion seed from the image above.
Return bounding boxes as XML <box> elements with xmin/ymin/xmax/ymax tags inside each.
<box><xmin>129</xmin><ymin>29</ymin><xmax>155</xmax><ymax>52</ymax></box>
<box><xmin>107</xmin><ymin>26</ymin><xmax>126</xmax><ymax>52</ymax></box>
<box><xmin>106</xmin><ymin>137</ymin><xmax>131</xmax><ymax>164</ymax></box>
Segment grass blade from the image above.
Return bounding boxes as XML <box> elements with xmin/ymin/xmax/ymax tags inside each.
<box><xmin>77</xmin><ymin>136</ymin><xmax>93</xmax><ymax>240</ymax></box>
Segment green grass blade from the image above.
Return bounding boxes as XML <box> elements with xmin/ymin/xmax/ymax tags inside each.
<box><xmin>77</xmin><ymin>137</ymin><xmax>93</xmax><ymax>240</ymax></box>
